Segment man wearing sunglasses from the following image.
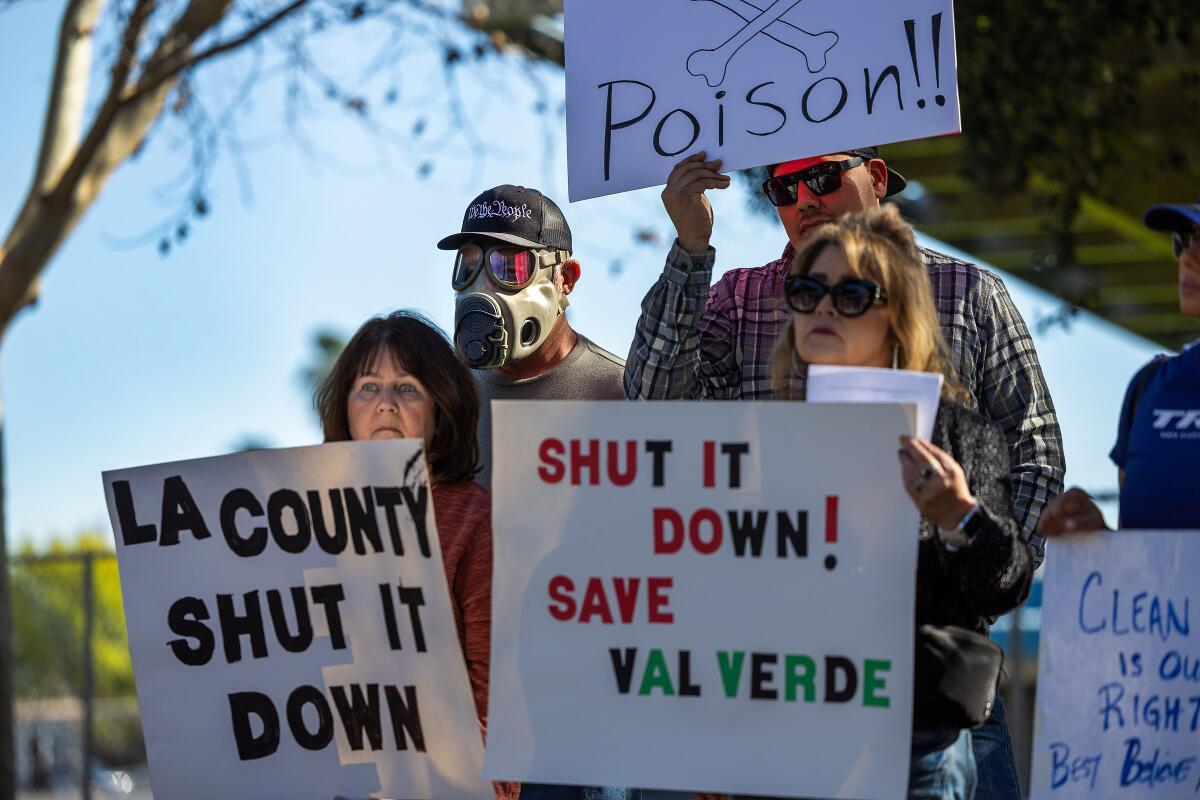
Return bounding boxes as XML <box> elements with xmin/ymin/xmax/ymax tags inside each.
<box><xmin>438</xmin><ymin>184</ymin><xmax>625</xmax><ymax>489</ymax></box>
<box><xmin>1039</xmin><ymin>198</ymin><xmax>1200</xmax><ymax>537</ymax></box>
<box><xmin>626</xmin><ymin>148</ymin><xmax>1063</xmax><ymax>800</ymax></box>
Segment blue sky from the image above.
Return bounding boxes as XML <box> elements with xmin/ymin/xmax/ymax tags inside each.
<box><xmin>0</xmin><ymin>0</ymin><xmax>1171</xmax><ymax>549</ymax></box>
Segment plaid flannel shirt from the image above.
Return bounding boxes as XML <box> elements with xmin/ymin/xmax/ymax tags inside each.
<box><xmin>625</xmin><ymin>241</ymin><xmax>1065</xmax><ymax>562</ymax></box>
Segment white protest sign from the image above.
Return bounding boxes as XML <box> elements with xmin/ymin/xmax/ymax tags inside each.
<box><xmin>808</xmin><ymin>366</ymin><xmax>941</xmax><ymax>441</ymax></box>
<box><xmin>486</xmin><ymin>401</ymin><xmax>919</xmax><ymax>799</ymax></box>
<box><xmin>565</xmin><ymin>0</ymin><xmax>960</xmax><ymax>201</ymax></box>
<box><xmin>102</xmin><ymin>441</ymin><xmax>491</xmax><ymax>800</ymax></box>
<box><xmin>1030</xmin><ymin>530</ymin><xmax>1200</xmax><ymax>800</ymax></box>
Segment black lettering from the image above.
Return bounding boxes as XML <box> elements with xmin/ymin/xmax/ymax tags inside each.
<box><xmin>864</xmin><ymin>65</ymin><xmax>904</xmax><ymax>114</ymax></box>
<box><xmin>598</xmin><ymin>79</ymin><xmax>657</xmax><ymax>181</ymax></box>
<box><xmin>678</xmin><ymin>650</ymin><xmax>701</xmax><ymax>697</ymax></box>
<box><xmin>166</xmin><ymin>596</ymin><xmax>215</xmax><ymax>666</ymax></box>
<box><xmin>217</xmin><ymin>591</ymin><xmax>268</xmax><ymax>663</ymax></box>
<box><xmin>750</xmin><ymin>652</ymin><xmax>778</xmax><ymax>699</ymax></box>
<box><xmin>267</xmin><ymin>587</ymin><xmax>314</xmax><ymax>653</ymax></box>
<box><xmin>220</xmin><ymin>488</ymin><xmax>268</xmax><ymax>557</ymax></box>
<box><xmin>802</xmin><ymin>77</ymin><xmax>849</xmax><ymax>124</ymax></box>
<box><xmin>645</xmin><ymin>440</ymin><xmax>672</xmax><ymax>487</ymax></box>
<box><xmin>379</xmin><ymin>583</ymin><xmax>403</xmax><ymax>650</ymax></box>
<box><xmin>112</xmin><ymin>480</ymin><xmax>157</xmax><ymax>545</ymax></box>
<box><xmin>720</xmin><ymin>442</ymin><xmax>749</xmax><ymax>488</ymax></box>
<box><xmin>610</xmin><ymin>647</ymin><xmax>637</xmax><ymax>694</ymax></box>
<box><xmin>160</xmin><ymin>475</ymin><xmax>211</xmax><ymax>546</ymax></box>
<box><xmin>399</xmin><ymin>582</ymin><xmax>427</xmax><ymax>653</ymax></box>
<box><xmin>345</xmin><ymin>487</ymin><xmax>382</xmax><ymax>555</ymax></box>
<box><xmin>286</xmin><ymin>685</ymin><xmax>334</xmax><ymax>750</ymax></box>
<box><xmin>400</xmin><ymin>486</ymin><xmax>432</xmax><ymax>557</ymax></box>
<box><xmin>728</xmin><ymin>511</ymin><xmax>767</xmax><ymax>557</ymax></box>
<box><xmin>267</xmin><ymin>489</ymin><xmax>312</xmax><ymax>554</ymax></box>
<box><xmin>777</xmin><ymin>510</ymin><xmax>808</xmax><ymax>558</ymax></box>
<box><xmin>374</xmin><ymin>487</ymin><xmax>406</xmax><ymax>555</ymax></box>
<box><xmin>825</xmin><ymin>655</ymin><xmax>858</xmax><ymax>703</ymax></box>
<box><xmin>331</xmin><ymin>684</ymin><xmax>384</xmax><ymax>751</ymax></box>
<box><xmin>310</xmin><ymin>585</ymin><xmax>348</xmax><ymax>650</ymax></box>
<box><xmin>228</xmin><ymin>691</ymin><xmax>280</xmax><ymax>760</ymax></box>
<box><xmin>384</xmin><ymin>685</ymin><xmax>427</xmax><ymax>752</ymax></box>
<box><xmin>745</xmin><ymin>81</ymin><xmax>787</xmax><ymax>136</ymax></box>
<box><xmin>308</xmin><ymin>489</ymin><xmax>348</xmax><ymax>555</ymax></box>
<box><xmin>653</xmin><ymin>108</ymin><xmax>701</xmax><ymax>157</ymax></box>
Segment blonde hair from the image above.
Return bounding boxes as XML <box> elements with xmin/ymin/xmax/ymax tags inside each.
<box><xmin>770</xmin><ymin>204</ymin><xmax>968</xmax><ymax>401</ymax></box>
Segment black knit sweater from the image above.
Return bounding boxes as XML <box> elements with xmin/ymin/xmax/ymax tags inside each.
<box><xmin>916</xmin><ymin>402</ymin><xmax>1036</xmax><ymax>634</ymax></box>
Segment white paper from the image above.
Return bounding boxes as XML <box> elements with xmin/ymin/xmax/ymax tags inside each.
<box><xmin>102</xmin><ymin>441</ymin><xmax>491</xmax><ymax>800</ymax></box>
<box><xmin>1030</xmin><ymin>530</ymin><xmax>1200</xmax><ymax>800</ymax></box>
<box><xmin>486</xmin><ymin>401</ymin><xmax>918</xmax><ymax>799</ymax></box>
<box><xmin>807</xmin><ymin>365</ymin><xmax>942</xmax><ymax>441</ymax></box>
<box><xmin>565</xmin><ymin>0</ymin><xmax>961</xmax><ymax>201</ymax></box>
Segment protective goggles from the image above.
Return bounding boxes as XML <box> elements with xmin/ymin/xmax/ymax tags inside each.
<box><xmin>762</xmin><ymin>157</ymin><xmax>866</xmax><ymax>207</ymax></box>
<box><xmin>451</xmin><ymin>243</ymin><xmax>570</xmax><ymax>291</ymax></box>
<box><xmin>783</xmin><ymin>275</ymin><xmax>887</xmax><ymax>317</ymax></box>
<box><xmin>1173</xmin><ymin>228</ymin><xmax>1197</xmax><ymax>258</ymax></box>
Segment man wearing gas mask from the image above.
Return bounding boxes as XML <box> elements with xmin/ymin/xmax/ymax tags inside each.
<box><xmin>439</xmin><ymin>185</ymin><xmax>625</xmax><ymax>489</ymax></box>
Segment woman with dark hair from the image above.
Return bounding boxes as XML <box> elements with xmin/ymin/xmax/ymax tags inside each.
<box><xmin>771</xmin><ymin>205</ymin><xmax>1034</xmax><ymax>799</ymax></box>
<box><xmin>316</xmin><ymin>310</ymin><xmax>516</xmax><ymax>800</ymax></box>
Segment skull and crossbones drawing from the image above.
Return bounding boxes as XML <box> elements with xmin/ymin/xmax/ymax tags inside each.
<box><xmin>687</xmin><ymin>0</ymin><xmax>839</xmax><ymax>87</ymax></box>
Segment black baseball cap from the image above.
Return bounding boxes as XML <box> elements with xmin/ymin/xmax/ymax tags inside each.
<box><xmin>769</xmin><ymin>146</ymin><xmax>908</xmax><ymax>198</ymax></box>
<box><xmin>437</xmin><ymin>185</ymin><xmax>572</xmax><ymax>252</ymax></box>
<box><xmin>1144</xmin><ymin>199</ymin><xmax>1200</xmax><ymax>233</ymax></box>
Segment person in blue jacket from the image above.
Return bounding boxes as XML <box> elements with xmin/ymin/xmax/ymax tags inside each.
<box><xmin>1039</xmin><ymin>197</ymin><xmax>1200</xmax><ymax>535</ymax></box>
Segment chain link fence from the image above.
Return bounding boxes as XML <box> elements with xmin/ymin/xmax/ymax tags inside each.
<box><xmin>10</xmin><ymin>552</ymin><xmax>150</xmax><ymax>799</ymax></box>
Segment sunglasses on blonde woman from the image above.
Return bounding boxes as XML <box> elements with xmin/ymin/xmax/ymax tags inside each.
<box><xmin>783</xmin><ymin>275</ymin><xmax>887</xmax><ymax>318</ymax></box>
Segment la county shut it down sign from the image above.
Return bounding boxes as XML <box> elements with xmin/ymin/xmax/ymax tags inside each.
<box><xmin>102</xmin><ymin>440</ymin><xmax>491</xmax><ymax>800</ymax></box>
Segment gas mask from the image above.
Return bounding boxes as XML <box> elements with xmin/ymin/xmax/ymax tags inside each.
<box><xmin>452</xmin><ymin>243</ymin><xmax>571</xmax><ymax>369</ymax></box>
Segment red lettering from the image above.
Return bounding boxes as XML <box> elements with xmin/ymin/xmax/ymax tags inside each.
<box><xmin>647</xmin><ymin>577</ymin><xmax>673</xmax><ymax>623</ymax></box>
<box><xmin>613</xmin><ymin>577</ymin><xmax>641</xmax><ymax>623</ymax></box>
<box><xmin>689</xmin><ymin>507</ymin><xmax>723</xmax><ymax>554</ymax></box>
<box><xmin>825</xmin><ymin>495</ymin><xmax>839</xmax><ymax>543</ymax></box>
<box><xmin>547</xmin><ymin>575</ymin><xmax>575</xmax><ymax>621</ymax></box>
<box><xmin>653</xmin><ymin>508</ymin><xmax>685</xmax><ymax>554</ymax></box>
<box><xmin>538</xmin><ymin>439</ymin><xmax>565</xmax><ymax>483</ymax></box>
<box><xmin>578</xmin><ymin>577</ymin><xmax>614</xmax><ymax>624</ymax></box>
<box><xmin>703</xmin><ymin>441</ymin><xmax>716</xmax><ymax>487</ymax></box>
<box><xmin>606</xmin><ymin>440</ymin><xmax>638</xmax><ymax>486</ymax></box>
<box><xmin>570</xmin><ymin>439</ymin><xmax>601</xmax><ymax>486</ymax></box>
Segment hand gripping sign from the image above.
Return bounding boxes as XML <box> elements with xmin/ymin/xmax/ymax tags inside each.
<box><xmin>485</xmin><ymin>401</ymin><xmax>920</xmax><ymax>799</ymax></box>
<box><xmin>565</xmin><ymin>0</ymin><xmax>960</xmax><ymax>200</ymax></box>
<box><xmin>102</xmin><ymin>441</ymin><xmax>491</xmax><ymax>800</ymax></box>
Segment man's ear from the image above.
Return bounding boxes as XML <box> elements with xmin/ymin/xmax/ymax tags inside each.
<box><xmin>560</xmin><ymin>258</ymin><xmax>581</xmax><ymax>295</ymax></box>
<box><xmin>869</xmin><ymin>159</ymin><xmax>889</xmax><ymax>200</ymax></box>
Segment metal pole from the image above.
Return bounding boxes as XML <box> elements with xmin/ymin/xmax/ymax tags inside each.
<box><xmin>81</xmin><ymin>553</ymin><xmax>94</xmax><ymax>800</ymax></box>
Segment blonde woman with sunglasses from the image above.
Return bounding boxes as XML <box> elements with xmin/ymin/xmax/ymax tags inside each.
<box><xmin>771</xmin><ymin>205</ymin><xmax>1035</xmax><ymax>800</ymax></box>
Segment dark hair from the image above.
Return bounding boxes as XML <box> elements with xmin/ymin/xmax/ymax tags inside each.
<box><xmin>315</xmin><ymin>310</ymin><xmax>481</xmax><ymax>485</ymax></box>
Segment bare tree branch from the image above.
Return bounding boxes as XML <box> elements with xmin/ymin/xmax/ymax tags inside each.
<box><xmin>34</xmin><ymin>0</ymin><xmax>106</xmax><ymax>193</ymax></box>
<box><xmin>132</xmin><ymin>0</ymin><xmax>307</xmax><ymax>103</ymax></box>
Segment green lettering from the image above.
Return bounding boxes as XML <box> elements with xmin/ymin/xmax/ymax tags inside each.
<box><xmin>863</xmin><ymin>659</ymin><xmax>890</xmax><ymax>708</ymax></box>
<box><xmin>784</xmin><ymin>654</ymin><xmax>816</xmax><ymax>702</ymax></box>
<box><xmin>638</xmin><ymin>649</ymin><xmax>675</xmax><ymax>696</ymax></box>
<box><xmin>716</xmin><ymin>651</ymin><xmax>745</xmax><ymax>698</ymax></box>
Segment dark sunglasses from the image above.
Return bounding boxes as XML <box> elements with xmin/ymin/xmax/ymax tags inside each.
<box><xmin>783</xmin><ymin>275</ymin><xmax>888</xmax><ymax>317</ymax></box>
<box><xmin>451</xmin><ymin>243</ymin><xmax>569</xmax><ymax>291</ymax></box>
<box><xmin>1173</xmin><ymin>228</ymin><xmax>1198</xmax><ymax>258</ymax></box>
<box><xmin>762</xmin><ymin>157</ymin><xmax>866</xmax><ymax>207</ymax></box>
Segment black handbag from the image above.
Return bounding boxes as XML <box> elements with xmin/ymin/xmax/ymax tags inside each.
<box><xmin>913</xmin><ymin>624</ymin><xmax>1004</xmax><ymax>730</ymax></box>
